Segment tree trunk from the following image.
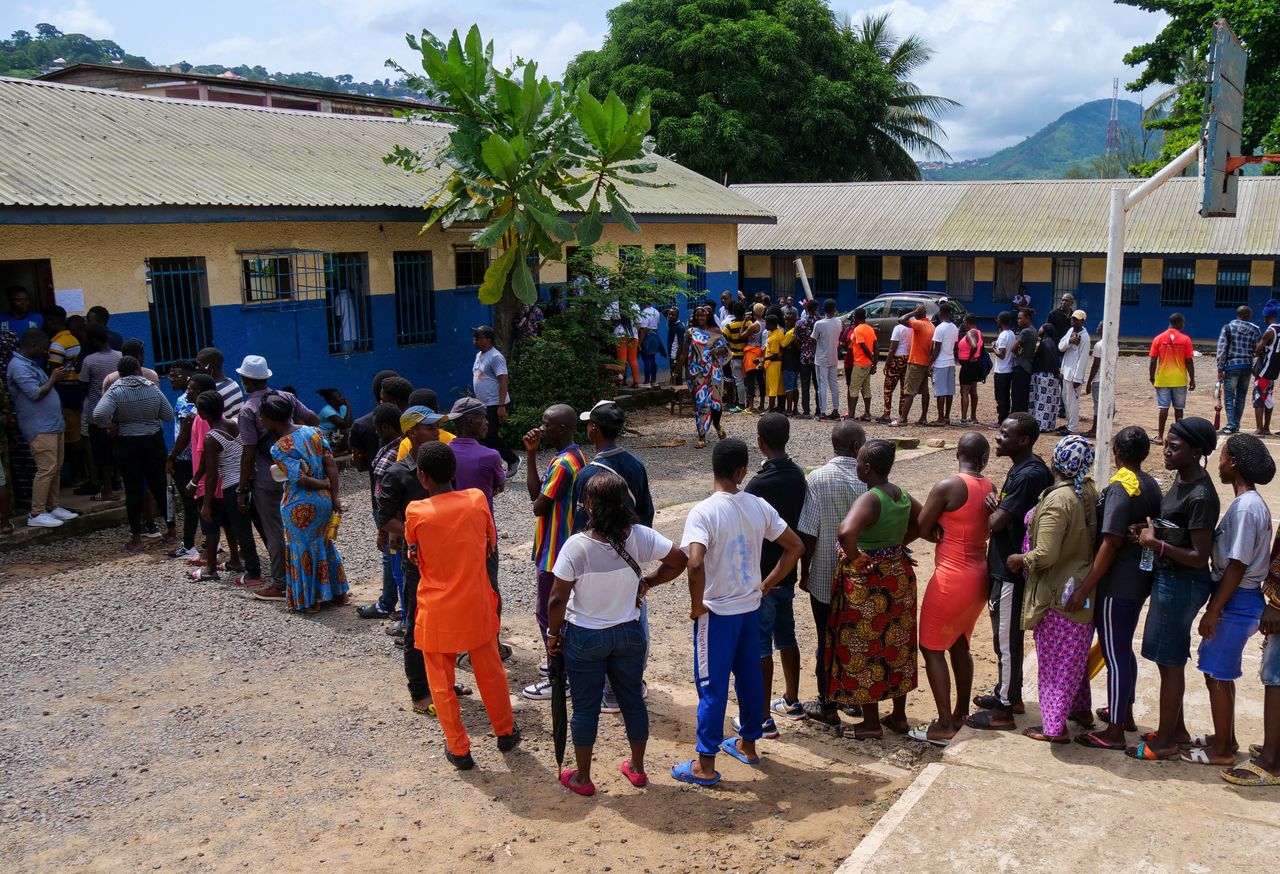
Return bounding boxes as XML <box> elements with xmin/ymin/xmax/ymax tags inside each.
<box><xmin>493</xmin><ymin>287</ymin><xmax>522</xmax><ymax>358</ymax></box>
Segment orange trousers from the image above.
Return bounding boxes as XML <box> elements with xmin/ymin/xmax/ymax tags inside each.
<box><xmin>424</xmin><ymin>637</ymin><xmax>515</xmax><ymax>756</ymax></box>
<box><xmin>615</xmin><ymin>338</ymin><xmax>640</xmax><ymax>386</ymax></box>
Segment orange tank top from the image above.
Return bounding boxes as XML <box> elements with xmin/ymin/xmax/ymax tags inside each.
<box><xmin>936</xmin><ymin>473</ymin><xmax>994</xmax><ymax>566</ymax></box>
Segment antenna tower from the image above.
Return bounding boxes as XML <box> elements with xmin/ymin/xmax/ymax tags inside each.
<box><xmin>1106</xmin><ymin>77</ymin><xmax>1121</xmax><ymax>155</ymax></box>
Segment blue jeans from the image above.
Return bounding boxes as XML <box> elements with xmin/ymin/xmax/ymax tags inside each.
<box><xmin>1223</xmin><ymin>368</ymin><xmax>1251</xmax><ymax>431</ymax></box>
<box><xmin>641</xmin><ymin>352</ymin><xmax>658</xmax><ymax>384</ymax></box>
<box><xmin>564</xmin><ymin>619</ymin><xmax>648</xmax><ymax>748</ymax></box>
<box><xmin>378</xmin><ymin>549</ymin><xmax>402</xmax><ymax>613</ymax></box>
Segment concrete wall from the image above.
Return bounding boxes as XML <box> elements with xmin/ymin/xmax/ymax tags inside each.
<box><xmin>2</xmin><ymin>219</ymin><xmax>738</xmax><ymax>409</ymax></box>
<box><xmin>741</xmin><ymin>251</ymin><xmax>1279</xmax><ymax>339</ymax></box>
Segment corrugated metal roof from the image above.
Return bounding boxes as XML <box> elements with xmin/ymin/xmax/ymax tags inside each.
<box><xmin>732</xmin><ymin>179</ymin><xmax>1280</xmax><ymax>256</ymax></box>
<box><xmin>0</xmin><ymin>76</ymin><xmax>773</xmax><ymax>220</ymax></box>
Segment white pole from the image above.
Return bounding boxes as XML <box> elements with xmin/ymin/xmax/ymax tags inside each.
<box><xmin>1094</xmin><ymin>187</ymin><xmax>1126</xmax><ymax>485</ymax></box>
<box><xmin>795</xmin><ymin>258</ymin><xmax>814</xmax><ymax>301</ymax></box>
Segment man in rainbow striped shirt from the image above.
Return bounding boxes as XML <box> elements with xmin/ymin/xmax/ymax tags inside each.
<box><xmin>521</xmin><ymin>404</ymin><xmax>585</xmax><ymax>700</ymax></box>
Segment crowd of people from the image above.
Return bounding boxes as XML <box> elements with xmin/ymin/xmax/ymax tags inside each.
<box><xmin>4</xmin><ymin>281</ymin><xmax>1279</xmax><ymax>794</ymax></box>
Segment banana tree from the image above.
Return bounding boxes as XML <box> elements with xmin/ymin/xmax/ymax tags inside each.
<box><xmin>385</xmin><ymin>25</ymin><xmax>662</xmax><ymax>353</ymax></box>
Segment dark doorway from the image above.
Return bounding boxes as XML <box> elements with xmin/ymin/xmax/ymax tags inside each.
<box><xmin>0</xmin><ymin>259</ymin><xmax>55</xmax><ymax>312</ymax></box>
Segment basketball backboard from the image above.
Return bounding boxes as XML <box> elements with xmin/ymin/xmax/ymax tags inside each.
<box><xmin>1201</xmin><ymin>19</ymin><xmax>1246</xmax><ymax>217</ymax></box>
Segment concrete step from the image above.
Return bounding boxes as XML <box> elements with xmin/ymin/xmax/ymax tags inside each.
<box><xmin>0</xmin><ymin>490</ymin><xmax>128</xmax><ymax>554</ymax></box>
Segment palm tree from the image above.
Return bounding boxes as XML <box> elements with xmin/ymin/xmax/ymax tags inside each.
<box><xmin>849</xmin><ymin>12</ymin><xmax>960</xmax><ymax>180</ymax></box>
<box><xmin>1142</xmin><ymin>47</ymin><xmax>1206</xmax><ymax>126</ymax></box>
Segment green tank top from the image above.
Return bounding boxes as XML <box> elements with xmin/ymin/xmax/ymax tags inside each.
<box><xmin>858</xmin><ymin>486</ymin><xmax>911</xmax><ymax>550</ymax></box>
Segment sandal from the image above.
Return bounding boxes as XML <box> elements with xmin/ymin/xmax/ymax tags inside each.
<box><xmin>907</xmin><ymin>724</ymin><xmax>950</xmax><ymax>748</ymax></box>
<box><xmin>1095</xmin><ymin>706</ymin><xmax>1138</xmax><ymax>732</ymax></box>
<box><xmin>719</xmin><ymin>737</ymin><xmax>760</xmax><ymax>765</ymax></box>
<box><xmin>1141</xmin><ymin>731</ymin><xmax>1204</xmax><ymax>750</ymax></box>
<box><xmin>670</xmin><ymin>759</ymin><xmax>720</xmax><ymax>787</ymax></box>
<box><xmin>852</xmin><ymin>728</ymin><xmax>884</xmax><ymax>741</ymax></box>
<box><xmin>412</xmin><ymin>701</ymin><xmax>437</xmax><ymax>717</ymax></box>
<box><xmin>1220</xmin><ymin>761</ymin><xmax>1280</xmax><ymax>787</ymax></box>
<box><xmin>1074</xmin><ymin>730</ymin><xmax>1127</xmax><ymax>751</ymax></box>
<box><xmin>1125</xmin><ymin>741</ymin><xmax>1179</xmax><ymax>761</ymax></box>
<box><xmin>964</xmin><ymin>711</ymin><xmax>1017</xmax><ymax>731</ymax></box>
<box><xmin>188</xmin><ymin>569</ymin><xmax>218</xmax><ymax>582</ymax></box>
<box><xmin>1023</xmin><ymin>726</ymin><xmax>1070</xmax><ymax>744</ymax></box>
<box><xmin>1181</xmin><ymin>747</ymin><xmax>1234</xmax><ymax>766</ymax></box>
<box><xmin>620</xmin><ymin>760</ymin><xmax>648</xmax><ymax>788</ymax></box>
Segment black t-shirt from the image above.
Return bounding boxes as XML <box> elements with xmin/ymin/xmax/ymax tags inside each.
<box><xmin>570</xmin><ymin>448</ymin><xmax>654</xmax><ymax>533</ymax></box>
<box><xmin>349</xmin><ymin>410</ymin><xmax>380</xmax><ymax>480</ymax></box>
<box><xmin>1155</xmin><ymin>471</ymin><xmax>1221</xmax><ymax>568</ymax></box>
<box><xmin>745</xmin><ymin>455</ymin><xmax>807</xmax><ymax>587</ymax></box>
<box><xmin>1095</xmin><ymin>474</ymin><xmax>1163</xmax><ymax>601</ymax></box>
<box><xmin>988</xmin><ymin>455</ymin><xmax>1054</xmax><ymax>580</ymax></box>
<box><xmin>781</xmin><ymin>334</ymin><xmax>802</xmax><ymax>371</ymax></box>
<box><xmin>375</xmin><ymin>457</ymin><xmax>428</xmax><ymax>529</ymax></box>
<box><xmin>1014</xmin><ymin>327</ymin><xmax>1037</xmax><ymax>373</ymax></box>
<box><xmin>1032</xmin><ymin>333</ymin><xmax>1060</xmax><ymax>374</ymax></box>
<box><xmin>1046</xmin><ymin>309</ymin><xmax>1070</xmax><ymax>343</ymax></box>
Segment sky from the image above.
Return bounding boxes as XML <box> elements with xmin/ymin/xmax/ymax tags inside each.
<box><xmin>4</xmin><ymin>0</ymin><xmax>1169</xmax><ymax>161</ymax></box>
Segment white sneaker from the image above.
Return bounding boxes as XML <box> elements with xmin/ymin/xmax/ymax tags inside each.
<box><xmin>49</xmin><ymin>507</ymin><xmax>79</xmax><ymax>521</ymax></box>
<box><xmin>27</xmin><ymin>512</ymin><xmax>63</xmax><ymax>528</ymax></box>
<box><xmin>522</xmin><ymin>678</ymin><xmax>554</xmax><ymax>701</ymax></box>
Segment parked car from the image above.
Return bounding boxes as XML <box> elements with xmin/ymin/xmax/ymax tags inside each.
<box><xmin>844</xmin><ymin>292</ymin><xmax>971</xmax><ymax>347</ymax></box>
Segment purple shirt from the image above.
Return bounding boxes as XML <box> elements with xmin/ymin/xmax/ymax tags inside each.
<box><xmin>238</xmin><ymin>388</ymin><xmax>317</xmax><ymax>483</ymax></box>
<box><xmin>449</xmin><ymin>436</ymin><xmax>505</xmax><ymax>514</ymax></box>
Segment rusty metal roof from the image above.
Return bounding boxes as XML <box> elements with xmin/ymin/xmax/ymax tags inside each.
<box><xmin>732</xmin><ymin>179</ymin><xmax>1280</xmax><ymax>255</ymax></box>
<box><xmin>0</xmin><ymin>76</ymin><xmax>773</xmax><ymax>221</ymax></box>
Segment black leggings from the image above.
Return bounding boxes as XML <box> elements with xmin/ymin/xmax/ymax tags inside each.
<box><xmin>173</xmin><ymin>457</ymin><xmax>199</xmax><ymax>549</ymax></box>
<box><xmin>114</xmin><ymin>431</ymin><xmax>168</xmax><ymax>536</ymax></box>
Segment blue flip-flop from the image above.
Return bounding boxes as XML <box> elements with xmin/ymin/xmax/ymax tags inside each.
<box><xmin>719</xmin><ymin>737</ymin><xmax>761</xmax><ymax>765</ymax></box>
<box><xmin>671</xmin><ymin>759</ymin><xmax>720</xmax><ymax>786</ymax></box>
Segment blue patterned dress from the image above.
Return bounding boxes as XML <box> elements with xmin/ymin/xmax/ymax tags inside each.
<box><xmin>270</xmin><ymin>425</ymin><xmax>348</xmax><ymax>610</ymax></box>
<box><xmin>686</xmin><ymin>326</ymin><xmax>729</xmax><ymax>437</ymax></box>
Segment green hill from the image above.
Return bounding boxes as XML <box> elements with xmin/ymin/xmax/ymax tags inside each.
<box><xmin>921</xmin><ymin>99</ymin><xmax>1155</xmax><ymax>180</ymax></box>
<box><xmin>0</xmin><ymin>23</ymin><xmax>416</xmax><ymax>100</ymax></box>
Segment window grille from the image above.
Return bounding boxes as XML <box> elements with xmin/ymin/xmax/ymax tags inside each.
<box><xmin>947</xmin><ymin>256</ymin><xmax>975</xmax><ymax>301</ymax></box>
<box><xmin>240</xmin><ymin>249</ymin><xmax>329</xmax><ymax>306</ymax></box>
<box><xmin>686</xmin><ymin>243</ymin><xmax>707</xmax><ymax>293</ymax></box>
<box><xmin>856</xmin><ymin>256</ymin><xmax>883</xmax><ymax>299</ymax></box>
<box><xmin>1215</xmin><ymin>260</ymin><xmax>1251</xmax><ymax>308</ymax></box>
<box><xmin>1053</xmin><ymin>257</ymin><xmax>1081</xmax><ymax>296</ymax></box>
<box><xmin>393</xmin><ymin>251</ymin><xmax>436</xmax><ymax>346</ymax></box>
<box><xmin>770</xmin><ymin>256</ymin><xmax>793</xmax><ymax>297</ymax></box>
<box><xmin>813</xmin><ymin>255</ymin><xmax>838</xmax><ymax>297</ymax></box>
<box><xmin>900</xmin><ymin>256</ymin><xmax>928</xmax><ymax>291</ymax></box>
<box><xmin>145</xmin><ymin>256</ymin><xmax>212</xmax><ymax>370</ymax></box>
<box><xmin>1122</xmin><ymin>259</ymin><xmax>1142</xmax><ymax>306</ymax></box>
<box><xmin>325</xmin><ymin>252</ymin><xmax>372</xmax><ymax>355</ymax></box>
<box><xmin>994</xmin><ymin>257</ymin><xmax>1022</xmax><ymax>301</ymax></box>
<box><xmin>455</xmin><ymin>249</ymin><xmax>489</xmax><ymax>287</ymax></box>
<box><xmin>1161</xmin><ymin>260</ymin><xmax>1195</xmax><ymax>308</ymax></box>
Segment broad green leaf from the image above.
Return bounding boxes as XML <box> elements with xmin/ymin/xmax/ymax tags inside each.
<box><xmin>600</xmin><ymin>91</ymin><xmax>630</xmax><ymax>158</ymax></box>
<box><xmin>463</xmin><ymin>25</ymin><xmax>487</xmax><ymax>95</ymax></box>
<box><xmin>481</xmin><ymin>133</ymin><xmax>519</xmax><ymax>182</ymax></box>
<box><xmin>472</xmin><ymin>211</ymin><xmax>513</xmax><ymax>249</ymax></box>
<box><xmin>512</xmin><ymin>253</ymin><xmax>537</xmax><ymax>304</ymax></box>
<box><xmin>606</xmin><ymin>188</ymin><xmax>641</xmax><ymax>233</ymax></box>
<box><xmin>494</xmin><ymin>75</ymin><xmax>521</xmax><ymax>118</ymax></box>
<box><xmin>526</xmin><ymin>203</ymin><xmax>575</xmax><ymax>241</ymax></box>
<box><xmin>576</xmin><ymin>199</ymin><xmax>604</xmax><ymax>246</ymax></box>
<box><xmin>478</xmin><ymin>245</ymin><xmax>517</xmax><ymax>305</ymax></box>
<box><xmin>575</xmin><ymin>85</ymin><xmax>609</xmax><ymax>153</ymax></box>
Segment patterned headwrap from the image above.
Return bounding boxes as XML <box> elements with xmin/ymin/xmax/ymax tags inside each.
<box><xmin>1052</xmin><ymin>434</ymin><xmax>1095</xmax><ymax>497</ymax></box>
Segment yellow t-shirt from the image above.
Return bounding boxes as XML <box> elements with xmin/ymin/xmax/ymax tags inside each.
<box><xmin>396</xmin><ymin>429</ymin><xmax>454</xmax><ymax>462</ymax></box>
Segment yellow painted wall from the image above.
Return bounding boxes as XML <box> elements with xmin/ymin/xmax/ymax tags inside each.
<box><xmin>1255</xmin><ymin>260</ymin><xmax>1276</xmax><ymax>288</ymax></box>
<box><xmin>743</xmin><ymin>255</ymin><xmax>771</xmax><ymax>278</ymax></box>
<box><xmin>975</xmin><ymin>257</ymin><xmax>994</xmax><ymax>282</ymax></box>
<box><xmin>1141</xmin><ymin>258</ymin><xmax>1163</xmax><ymax>284</ymax></box>
<box><xmin>927</xmin><ymin>256</ymin><xmax>947</xmax><ymax>282</ymax></box>
<box><xmin>0</xmin><ymin>219</ymin><xmax>739</xmax><ymax>314</ymax></box>
<box><xmin>1195</xmin><ymin>259</ymin><xmax>1218</xmax><ymax>286</ymax></box>
<box><xmin>1023</xmin><ymin>257</ymin><xmax>1052</xmax><ymax>283</ymax></box>
<box><xmin>883</xmin><ymin>256</ymin><xmax>901</xmax><ymax>281</ymax></box>
<box><xmin>1081</xmin><ymin>258</ymin><xmax>1107</xmax><ymax>284</ymax></box>
<box><xmin>839</xmin><ymin>255</ymin><xmax>856</xmax><ymax>280</ymax></box>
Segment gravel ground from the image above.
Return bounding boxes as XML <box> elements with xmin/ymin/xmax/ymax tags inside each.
<box><xmin>0</xmin><ymin>354</ymin><xmax>1239</xmax><ymax>871</ymax></box>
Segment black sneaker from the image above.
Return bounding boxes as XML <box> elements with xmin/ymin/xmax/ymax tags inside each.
<box><xmin>497</xmin><ymin>724</ymin><xmax>522</xmax><ymax>752</ymax></box>
<box><xmin>141</xmin><ymin>521</ymin><xmax>162</xmax><ymax>538</ymax></box>
<box><xmin>357</xmin><ymin>603</ymin><xmax>391</xmax><ymax>619</ymax></box>
<box><xmin>445</xmin><ymin>750</ymin><xmax>475</xmax><ymax>770</ymax></box>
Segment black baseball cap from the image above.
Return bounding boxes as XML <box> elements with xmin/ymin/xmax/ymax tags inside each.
<box><xmin>581</xmin><ymin>400</ymin><xmax>626</xmax><ymax>430</ymax></box>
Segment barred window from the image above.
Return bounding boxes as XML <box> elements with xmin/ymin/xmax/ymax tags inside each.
<box><xmin>993</xmin><ymin>257</ymin><xmax>1022</xmax><ymax>301</ymax></box>
<box><xmin>686</xmin><ymin>243</ymin><xmax>707</xmax><ymax>293</ymax></box>
<box><xmin>326</xmin><ymin>252</ymin><xmax>372</xmax><ymax>355</ymax></box>
<box><xmin>857</xmin><ymin>255</ymin><xmax>883</xmax><ymax>299</ymax></box>
<box><xmin>455</xmin><ymin>249</ymin><xmax>489</xmax><ymax>287</ymax></box>
<box><xmin>393</xmin><ymin>251</ymin><xmax>436</xmax><ymax>346</ymax></box>
<box><xmin>900</xmin><ymin>256</ymin><xmax>928</xmax><ymax>291</ymax></box>
<box><xmin>946</xmin><ymin>256</ymin><xmax>975</xmax><ymax>301</ymax></box>
<box><xmin>1122</xmin><ymin>259</ymin><xmax>1142</xmax><ymax>306</ymax></box>
<box><xmin>1215</xmin><ymin>260</ymin><xmax>1251</xmax><ymax>308</ymax></box>
<box><xmin>241</xmin><ymin>249</ymin><xmax>329</xmax><ymax>305</ymax></box>
<box><xmin>813</xmin><ymin>255</ymin><xmax>838</xmax><ymax>297</ymax></box>
<box><xmin>770</xmin><ymin>256</ymin><xmax>793</xmax><ymax>297</ymax></box>
<box><xmin>146</xmin><ymin>256</ymin><xmax>212</xmax><ymax>370</ymax></box>
<box><xmin>1161</xmin><ymin>259</ymin><xmax>1195</xmax><ymax>308</ymax></box>
<box><xmin>1053</xmin><ymin>257</ymin><xmax>1081</xmax><ymax>297</ymax></box>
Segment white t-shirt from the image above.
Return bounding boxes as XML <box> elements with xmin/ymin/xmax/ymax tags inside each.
<box><xmin>812</xmin><ymin>316</ymin><xmax>844</xmax><ymax>367</ymax></box>
<box><xmin>553</xmin><ymin>526</ymin><xmax>673</xmax><ymax>629</ymax></box>
<box><xmin>993</xmin><ymin>329</ymin><xmax>1016</xmax><ymax>374</ymax></box>
<box><xmin>604</xmin><ymin>301</ymin><xmax>641</xmax><ymax>339</ymax></box>
<box><xmin>472</xmin><ymin>347</ymin><xmax>509</xmax><ymax>406</ymax></box>
<box><xmin>681</xmin><ymin>490</ymin><xmax>788</xmax><ymax>615</ymax></box>
<box><xmin>890</xmin><ymin>323</ymin><xmax>912</xmax><ymax>358</ymax></box>
<box><xmin>932</xmin><ymin>321</ymin><xmax>958</xmax><ymax>368</ymax></box>
<box><xmin>638</xmin><ymin>305</ymin><xmax>661</xmax><ymax>331</ymax></box>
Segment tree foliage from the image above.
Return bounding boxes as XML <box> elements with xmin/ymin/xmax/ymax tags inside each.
<box><xmin>385</xmin><ymin>25</ymin><xmax>659</xmax><ymax>351</ymax></box>
<box><xmin>568</xmin><ymin>0</ymin><xmax>953</xmax><ymax>183</ymax></box>
<box><xmin>1120</xmin><ymin>0</ymin><xmax>1280</xmax><ymax>175</ymax></box>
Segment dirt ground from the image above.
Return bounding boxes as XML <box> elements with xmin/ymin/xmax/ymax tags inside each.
<box><xmin>0</xmin><ymin>353</ymin><xmax>1246</xmax><ymax>872</ymax></box>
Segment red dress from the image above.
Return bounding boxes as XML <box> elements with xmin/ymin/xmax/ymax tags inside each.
<box><xmin>919</xmin><ymin>473</ymin><xmax>993</xmax><ymax>650</ymax></box>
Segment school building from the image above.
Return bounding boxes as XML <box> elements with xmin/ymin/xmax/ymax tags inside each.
<box><xmin>732</xmin><ymin>179</ymin><xmax>1280</xmax><ymax>339</ymax></box>
<box><xmin>0</xmin><ymin>77</ymin><xmax>770</xmax><ymax>405</ymax></box>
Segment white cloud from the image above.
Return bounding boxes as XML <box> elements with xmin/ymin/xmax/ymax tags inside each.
<box><xmin>18</xmin><ymin>0</ymin><xmax>114</xmax><ymax>38</ymax></box>
<box><xmin>836</xmin><ymin>0</ymin><xmax>1169</xmax><ymax>158</ymax></box>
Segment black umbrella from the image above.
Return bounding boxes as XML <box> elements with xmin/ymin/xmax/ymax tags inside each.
<box><xmin>550</xmin><ymin>650</ymin><xmax>568</xmax><ymax>768</ymax></box>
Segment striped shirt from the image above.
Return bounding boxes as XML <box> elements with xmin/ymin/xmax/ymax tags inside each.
<box><xmin>532</xmin><ymin>445</ymin><xmax>585</xmax><ymax>572</ymax></box>
<box><xmin>797</xmin><ymin>456</ymin><xmax>867</xmax><ymax>604</ymax></box>
<box><xmin>92</xmin><ymin>375</ymin><xmax>175</xmax><ymax>437</ymax></box>
<box><xmin>204</xmin><ymin>428</ymin><xmax>243</xmax><ymax>490</ymax></box>
<box><xmin>79</xmin><ymin>350</ymin><xmax>121</xmax><ymax>435</ymax></box>
<box><xmin>216</xmin><ymin>377</ymin><xmax>244</xmax><ymax>419</ymax></box>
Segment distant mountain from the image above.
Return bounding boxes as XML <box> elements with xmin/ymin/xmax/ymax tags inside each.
<box><xmin>920</xmin><ymin>99</ymin><xmax>1156</xmax><ymax>180</ymax></box>
<box><xmin>0</xmin><ymin>24</ymin><xmax>417</xmax><ymax>100</ymax></box>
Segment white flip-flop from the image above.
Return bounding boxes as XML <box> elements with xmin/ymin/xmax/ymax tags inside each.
<box><xmin>907</xmin><ymin>725</ymin><xmax>950</xmax><ymax>748</ymax></box>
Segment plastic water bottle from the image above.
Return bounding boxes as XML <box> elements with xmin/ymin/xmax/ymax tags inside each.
<box><xmin>1061</xmin><ymin>577</ymin><xmax>1089</xmax><ymax>610</ymax></box>
<box><xmin>1139</xmin><ymin>545</ymin><xmax>1155</xmax><ymax>572</ymax></box>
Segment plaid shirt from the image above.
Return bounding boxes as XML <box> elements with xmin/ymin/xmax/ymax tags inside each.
<box><xmin>1217</xmin><ymin>319</ymin><xmax>1261</xmax><ymax>371</ymax></box>
<box><xmin>797</xmin><ymin>456</ymin><xmax>866</xmax><ymax>603</ymax></box>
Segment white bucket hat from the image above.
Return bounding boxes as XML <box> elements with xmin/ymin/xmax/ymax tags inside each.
<box><xmin>235</xmin><ymin>354</ymin><xmax>272</xmax><ymax>380</ymax></box>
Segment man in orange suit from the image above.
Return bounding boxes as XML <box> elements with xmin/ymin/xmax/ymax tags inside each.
<box><xmin>404</xmin><ymin>441</ymin><xmax>520</xmax><ymax>770</ymax></box>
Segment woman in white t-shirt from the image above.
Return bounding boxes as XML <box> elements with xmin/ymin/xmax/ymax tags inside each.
<box><xmin>992</xmin><ymin>311</ymin><xmax>1017</xmax><ymax>425</ymax></box>
<box><xmin>547</xmin><ymin>470</ymin><xmax>688</xmax><ymax>796</ymax></box>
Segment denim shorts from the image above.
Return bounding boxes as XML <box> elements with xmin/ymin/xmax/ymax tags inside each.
<box><xmin>1154</xmin><ymin>386</ymin><xmax>1188</xmax><ymax>410</ymax></box>
<box><xmin>1261</xmin><ymin>633</ymin><xmax>1280</xmax><ymax>687</ymax></box>
<box><xmin>783</xmin><ymin>370</ymin><xmax>798</xmax><ymax>392</ymax></box>
<box><xmin>1141</xmin><ymin>566</ymin><xmax>1214</xmax><ymax>666</ymax></box>
<box><xmin>1197</xmin><ymin>586</ymin><xmax>1264</xmax><ymax>681</ymax></box>
<box><xmin>757</xmin><ymin>585</ymin><xmax>798</xmax><ymax>658</ymax></box>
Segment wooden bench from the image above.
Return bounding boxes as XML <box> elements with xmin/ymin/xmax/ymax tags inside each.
<box><xmin>669</xmin><ymin>385</ymin><xmax>694</xmax><ymax>417</ymax></box>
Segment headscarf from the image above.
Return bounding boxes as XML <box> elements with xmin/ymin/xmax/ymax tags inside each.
<box><xmin>1263</xmin><ymin>298</ymin><xmax>1280</xmax><ymax>323</ymax></box>
<box><xmin>1168</xmin><ymin>416</ymin><xmax>1217</xmax><ymax>459</ymax></box>
<box><xmin>1224</xmin><ymin>432</ymin><xmax>1277</xmax><ymax>485</ymax></box>
<box><xmin>1052</xmin><ymin>434</ymin><xmax>1095</xmax><ymax>497</ymax></box>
